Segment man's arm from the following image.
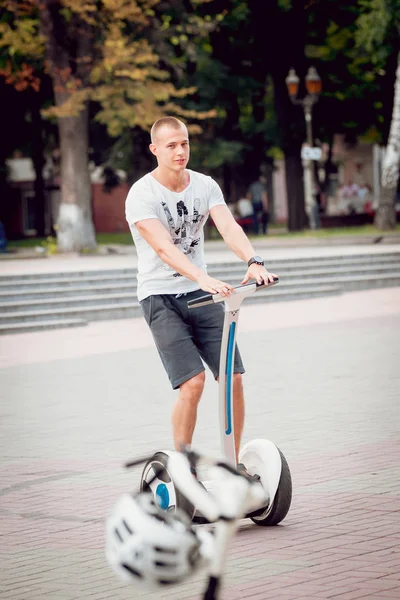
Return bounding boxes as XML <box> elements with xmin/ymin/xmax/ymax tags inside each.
<box><xmin>209</xmin><ymin>205</ymin><xmax>276</xmax><ymax>284</ymax></box>
<box><xmin>209</xmin><ymin>205</ymin><xmax>255</xmax><ymax>263</ymax></box>
<box><xmin>135</xmin><ymin>218</ymin><xmax>234</xmax><ymax>295</ymax></box>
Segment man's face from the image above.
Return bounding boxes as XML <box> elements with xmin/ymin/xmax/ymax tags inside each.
<box><xmin>150</xmin><ymin>125</ymin><xmax>190</xmax><ymax>171</ymax></box>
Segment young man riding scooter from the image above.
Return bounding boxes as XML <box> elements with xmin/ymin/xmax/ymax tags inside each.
<box><xmin>125</xmin><ymin>116</ymin><xmax>277</xmax><ymax>470</ymax></box>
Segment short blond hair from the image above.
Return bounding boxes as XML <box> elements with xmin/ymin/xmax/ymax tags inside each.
<box><xmin>150</xmin><ymin>117</ymin><xmax>187</xmax><ymax>144</ymax></box>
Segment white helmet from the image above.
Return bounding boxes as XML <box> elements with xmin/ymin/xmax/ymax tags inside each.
<box><xmin>105</xmin><ymin>492</ymin><xmax>213</xmax><ymax>588</ymax></box>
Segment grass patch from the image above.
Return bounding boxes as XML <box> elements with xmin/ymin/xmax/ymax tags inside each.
<box><xmin>7</xmin><ymin>237</ymin><xmax>46</xmax><ymax>248</ymax></box>
<box><xmin>7</xmin><ymin>232</ymin><xmax>134</xmax><ymax>248</ymax></box>
<box><xmin>263</xmin><ymin>224</ymin><xmax>400</xmax><ymax>238</ymax></box>
<box><xmin>208</xmin><ymin>223</ymin><xmax>400</xmax><ymax>241</ymax></box>
<box><xmin>96</xmin><ymin>232</ymin><xmax>134</xmax><ymax>245</ymax></box>
<box><xmin>7</xmin><ymin>224</ymin><xmax>400</xmax><ymax>249</ymax></box>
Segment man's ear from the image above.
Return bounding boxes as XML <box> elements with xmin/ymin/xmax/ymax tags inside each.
<box><xmin>149</xmin><ymin>143</ymin><xmax>157</xmax><ymax>157</ymax></box>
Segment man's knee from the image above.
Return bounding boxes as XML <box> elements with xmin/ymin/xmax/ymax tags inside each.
<box><xmin>217</xmin><ymin>372</ymin><xmax>243</xmax><ymax>385</ymax></box>
<box><xmin>180</xmin><ymin>371</ymin><xmax>206</xmax><ymax>403</ymax></box>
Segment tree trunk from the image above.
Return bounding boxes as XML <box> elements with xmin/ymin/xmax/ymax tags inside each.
<box><xmin>267</xmin><ymin>0</ymin><xmax>309</xmax><ymax>231</ymax></box>
<box><xmin>39</xmin><ymin>1</ymin><xmax>97</xmax><ymax>251</ymax></box>
<box><xmin>285</xmin><ymin>151</ymin><xmax>308</xmax><ymax>231</ymax></box>
<box><xmin>56</xmin><ymin>107</ymin><xmax>96</xmax><ymax>251</ymax></box>
<box><xmin>374</xmin><ymin>55</ymin><xmax>400</xmax><ymax>230</ymax></box>
<box><xmin>31</xmin><ymin>98</ymin><xmax>46</xmax><ymax>237</ymax></box>
<box><xmin>274</xmin><ymin>70</ymin><xmax>308</xmax><ymax>231</ymax></box>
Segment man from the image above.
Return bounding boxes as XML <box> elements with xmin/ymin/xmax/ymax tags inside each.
<box><xmin>125</xmin><ymin>116</ymin><xmax>276</xmax><ymax>469</ymax></box>
<box><xmin>248</xmin><ymin>175</ymin><xmax>269</xmax><ymax>235</ymax></box>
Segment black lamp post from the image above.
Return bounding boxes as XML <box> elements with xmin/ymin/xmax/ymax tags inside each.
<box><xmin>286</xmin><ymin>67</ymin><xmax>322</xmax><ymax>228</ymax></box>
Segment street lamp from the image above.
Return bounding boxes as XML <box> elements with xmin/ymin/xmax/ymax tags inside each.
<box><xmin>286</xmin><ymin>66</ymin><xmax>322</xmax><ymax>229</ymax></box>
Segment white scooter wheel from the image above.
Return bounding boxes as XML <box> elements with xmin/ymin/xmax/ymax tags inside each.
<box><xmin>140</xmin><ymin>451</ymin><xmax>195</xmax><ymax>520</ymax></box>
<box><xmin>251</xmin><ymin>449</ymin><xmax>292</xmax><ymax>526</ymax></box>
<box><xmin>239</xmin><ymin>439</ymin><xmax>292</xmax><ymax>526</ymax></box>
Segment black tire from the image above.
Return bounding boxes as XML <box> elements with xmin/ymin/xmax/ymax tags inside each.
<box><xmin>140</xmin><ymin>451</ymin><xmax>195</xmax><ymax>520</ymax></box>
<box><xmin>250</xmin><ymin>449</ymin><xmax>292</xmax><ymax>526</ymax></box>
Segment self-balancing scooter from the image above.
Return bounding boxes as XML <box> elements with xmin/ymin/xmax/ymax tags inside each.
<box><xmin>140</xmin><ymin>279</ymin><xmax>292</xmax><ymax>526</ymax></box>
<box><xmin>107</xmin><ymin>447</ymin><xmax>274</xmax><ymax>599</ymax></box>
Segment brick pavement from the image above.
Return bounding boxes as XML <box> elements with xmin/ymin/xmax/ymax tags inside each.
<box><xmin>0</xmin><ymin>286</ymin><xmax>399</xmax><ymax>600</ymax></box>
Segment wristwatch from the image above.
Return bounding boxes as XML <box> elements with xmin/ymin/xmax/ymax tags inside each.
<box><xmin>247</xmin><ymin>255</ymin><xmax>264</xmax><ymax>267</ymax></box>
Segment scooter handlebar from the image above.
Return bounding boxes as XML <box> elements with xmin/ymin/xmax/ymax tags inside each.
<box><xmin>187</xmin><ymin>277</ymin><xmax>279</xmax><ymax>309</ymax></box>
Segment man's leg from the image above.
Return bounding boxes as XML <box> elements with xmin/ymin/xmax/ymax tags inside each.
<box><xmin>172</xmin><ymin>372</ymin><xmax>205</xmax><ymax>451</ymax></box>
<box><xmin>262</xmin><ymin>211</ymin><xmax>269</xmax><ymax>235</ymax></box>
<box><xmin>252</xmin><ymin>209</ymin><xmax>259</xmax><ymax>234</ymax></box>
<box><xmin>233</xmin><ymin>373</ymin><xmax>245</xmax><ymax>463</ymax></box>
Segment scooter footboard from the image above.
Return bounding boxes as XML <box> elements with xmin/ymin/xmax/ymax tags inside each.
<box><xmin>239</xmin><ymin>439</ymin><xmax>282</xmax><ymax>511</ymax></box>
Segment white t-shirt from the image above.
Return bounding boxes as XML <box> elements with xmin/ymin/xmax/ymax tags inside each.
<box><xmin>125</xmin><ymin>169</ymin><xmax>226</xmax><ymax>301</ymax></box>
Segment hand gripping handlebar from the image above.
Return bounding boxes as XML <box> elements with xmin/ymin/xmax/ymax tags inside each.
<box><xmin>187</xmin><ymin>277</ymin><xmax>279</xmax><ymax>309</ymax></box>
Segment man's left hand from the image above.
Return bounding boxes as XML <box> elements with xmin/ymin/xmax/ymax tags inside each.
<box><xmin>241</xmin><ymin>264</ymin><xmax>278</xmax><ymax>286</ymax></box>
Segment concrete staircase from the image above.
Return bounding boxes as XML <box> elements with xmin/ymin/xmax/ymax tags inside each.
<box><xmin>1</xmin><ymin>252</ymin><xmax>400</xmax><ymax>334</ymax></box>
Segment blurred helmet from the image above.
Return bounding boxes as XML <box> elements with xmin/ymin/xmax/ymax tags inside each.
<box><xmin>105</xmin><ymin>492</ymin><xmax>213</xmax><ymax>588</ymax></box>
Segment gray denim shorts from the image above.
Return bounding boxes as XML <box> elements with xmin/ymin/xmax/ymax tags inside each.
<box><xmin>140</xmin><ymin>289</ymin><xmax>245</xmax><ymax>389</ymax></box>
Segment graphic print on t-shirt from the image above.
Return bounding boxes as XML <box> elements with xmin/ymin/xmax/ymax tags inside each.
<box><xmin>161</xmin><ymin>198</ymin><xmax>205</xmax><ymax>276</ymax></box>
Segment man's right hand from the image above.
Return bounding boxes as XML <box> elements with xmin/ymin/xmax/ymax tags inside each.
<box><xmin>196</xmin><ymin>273</ymin><xmax>234</xmax><ymax>297</ymax></box>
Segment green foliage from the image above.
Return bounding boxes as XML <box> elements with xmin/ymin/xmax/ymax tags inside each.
<box><xmin>355</xmin><ymin>0</ymin><xmax>397</xmax><ymax>63</ymax></box>
<box><xmin>107</xmin><ymin>132</ymin><xmax>134</xmax><ymax>173</ymax></box>
<box><xmin>190</xmin><ymin>138</ymin><xmax>244</xmax><ymax>169</ymax></box>
<box><xmin>40</xmin><ymin>235</ymin><xmax>58</xmax><ymax>255</ymax></box>
<box><xmin>277</xmin><ymin>0</ymin><xmax>292</xmax><ymax>11</ymax></box>
<box><xmin>0</xmin><ymin>0</ymin><xmax>217</xmax><ymax>136</ymax></box>
<box><xmin>2</xmin><ymin>0</ymin><xmax>399</xmax><ymax>209</ymax></box>
<box><xmin>267</xmin><ymin>146</ymin><xmax>284</xmax><ymax>160</ymax></box>
<box><xmin>304</xmin><ymin>0</ymin><xmax>399</xmax><ymax>144</ymax></box>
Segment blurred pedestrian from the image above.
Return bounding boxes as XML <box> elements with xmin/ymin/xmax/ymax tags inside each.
<box><xmin>248</xmin><ymin>175</ymin><xmax>269</xmax><ymax>235</ymax></box>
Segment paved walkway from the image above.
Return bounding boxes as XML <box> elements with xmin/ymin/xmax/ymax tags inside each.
<box><xmin>1</xmin><ymin>281</ymin><xmax>399</xmax><ymax>599</ymax></box>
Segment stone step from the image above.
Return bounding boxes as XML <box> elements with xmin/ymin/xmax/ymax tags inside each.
<box><xmin>1</xmin><ymin>249</ymin><xmax>399</xmax><ymax>333</ymax></box>
<box><xmin>0</xmin><ymin>266</ymin><xmax>400</xmax><ymax>310</ymax></box>
<box><xmin>0</xmin><ymin>279</ymin><xmax>342</xmax><ymax>313</ymax></box>
<box><xmin>1</xmin><ymin>257</ymin><xmax>399</xmax><ymax>293</ymax></box>
<box><xmin>0</xmin><ymin>302</ymin><xmax>142</xmax><ymax>325</ymax></box>
<box><xmin>337</xmin><ymin>273</ymin><xmax>400</xmax><ymax>291</ymax></box>
<box><xmin>0</xmin><ymin>318</ymin><xmax>87</xmax><ymax>335</ymax></box>
<box><xmin>1</xmin><ymin>252</ymin><xmax>399</xmax><ymax>285</ymax></box>
<box><xmin>0</xmin><ymin>285</ymin><xmax>341</xmax><ymax>327</ymax></box>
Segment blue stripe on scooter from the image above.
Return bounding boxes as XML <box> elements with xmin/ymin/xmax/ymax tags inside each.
<box><xmin>225</xmin><ymin>322</ymin><xmax>236</xmax><ymax>435</ymax></box>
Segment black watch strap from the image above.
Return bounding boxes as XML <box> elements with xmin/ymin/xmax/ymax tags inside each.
<box><xmin>247</xmin><ymin>256</ymin><xmax>264</xmax><ymax>267</ymax></box>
